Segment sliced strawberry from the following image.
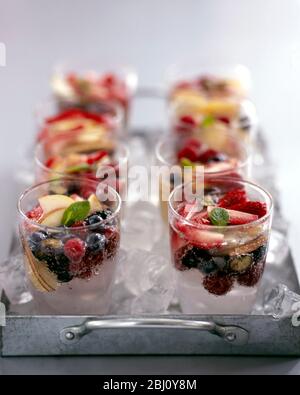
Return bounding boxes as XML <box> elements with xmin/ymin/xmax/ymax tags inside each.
<box><xmin>190</xmin><ymin>210</ymin><xmax>209</xmax><ymax>223</ymax></box>
<box><xmin>179</xmin><ymin>115</ymin><xmax>197</xmax><ymax>127</ymax></box>
<box><xmin>80</xmin><ymin>111</ymin><xmax>106</xmax><ymax>124</ymax></box>
<box><xmin>218</xmin><ymin>188</ymin><xmax>247</xmax><ymax>208</ymax></box>
<box><xmin>217</xmin><ymin>116</ymin><xmax>231</xmax><ymax>125</ymax></box>
<box><xmin>178</xmin><ymin>223</ymin><xmax>224</xmax><ymax>249</ymax></box>
<box><xmin>226</xmin><ymin>209</ymin><xmax>258</xmax><ymax>225</ymax></box>
<box><xmin>86</xmin><ymin>150</ymin><xmax>108</xmax><ymax>165</ymax></box>
<box><xmin>45</xmin><ymin>109</ymin><xmax>83</xmax><ymax>124</ymax></box>
<box><xmin>228</xmin><ymin>201</ymin><xmax>267</xmax><ymax>218</ymax></box>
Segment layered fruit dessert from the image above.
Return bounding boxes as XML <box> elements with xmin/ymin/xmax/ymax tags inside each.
<box><xmin>35</xmin><ymin>130</ymin><xmax>128</xmax><ymax>198</ymax></box>
<box><xmin>169</xmin><ymin>74</ymin><xmax>257</xmax><ymax>142</ymax></box>
<box><xmin>18</xmin><ymin>178</ymin><xmax>121</xmax><ymax>314</ymax></box>
<box><xmin>156</xmin><ymin>133</ymin><xmax>249</xmax><ymax>222</ymax></box>
<box><xmin>168</xmin><ymin>178</ymin><xmax>273</xmax><ymax>314</ymax></box>
<box><xmin>37</xmin><ymin>107</ymin><xmax>121</xmax><ymax>142</ymax></box>
<box><xmin>51</xmin><ymin>69</ymin><xmax>134</xmax><ymax>123</ymax></box>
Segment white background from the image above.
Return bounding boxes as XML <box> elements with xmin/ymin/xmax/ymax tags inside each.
<box><xmin>0</xmin><ymin>0</ymin><xmax>300</xmax><ymax>374</ymax></box>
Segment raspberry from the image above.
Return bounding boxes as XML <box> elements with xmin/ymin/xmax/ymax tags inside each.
<box><xmin>26</xmin><ymin>205</ymin><xmax>43</xmax><ymax>221</ymax></box>
<box><xmin>64</xmin><ymin>238</ymin><xmax>86</xmax><ymax>262</ymax></box>
<box><xmin>228</xmin><ymin>201</ymin><xmax>267</xmax><ymax>218</ymax></box>
<box><xmin>177</xmin><ymin>145</ymin><xmax>199</xmax><ymax>162</ymax></box>
<box><xmin>218</xmin><ymin>188</ymin><xmax>247</xmax><ymax>208</ymax></box>
<box><xmin>203</xmin><ymin>273</ymin><xmax>234</xmax><ymax>296</ymax></box>
<box><xmin>237</xmin><ymin>260</ymin><xmax>265</xmax><ymax>287</ymax></box>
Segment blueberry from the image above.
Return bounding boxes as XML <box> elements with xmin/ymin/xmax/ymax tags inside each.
<box><xmin>211</xmin><ymin>256</ymin><xmax>227</xmax><ymax>271</ymax></box>
<box><xmin>200</xmin><ymin>260</ymin><xmax>219</xmax><ymax>274</ymax></box>
<box><xmin>85</xmin><ymin>214</ymin><xmax>102</xmax><ymax>226</ymax></box>
<box><xmin>252</xmin><ymin>245</ymin><xmax>267</xmax><ymax>263</ymax></box>
<box><xmin>206</xmin><ymin>153</ymin><xmax>228</xmax><ymax>163</ymax></box>
<box><xmin>86</xmin><ymin>233</ymin><xmax>106</xmax><ymax>253</ymax></box>
<box><xmin>28</xmin><ymin>231</ymin><xmax>48</xmax><ymax>251</ymax></box>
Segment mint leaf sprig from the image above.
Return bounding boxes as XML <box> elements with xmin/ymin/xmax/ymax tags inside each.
<box><xmin>61</xmin><ymin>201</ymin><xmax>91</xmax><ymax>227</ymax></box>
<box><xmin>209</xmin><ymin>207</ymin><xmax>229</xmax><ymax>226</ymax></box>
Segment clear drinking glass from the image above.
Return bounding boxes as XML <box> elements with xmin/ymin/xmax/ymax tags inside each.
<box><xmin>156</xmin><ymin>129</ymin><xmax>250</xmax><ymax>222</ymax></box>
<box><xmin>165</xmin><ymin>62</ymin><xmax>257</xmax><ymax>143</ymax></box>
<box><xmin>168</xmin><ymin>177</ymin><xmax>273</xmax><ymax>314</ymax></box>
<box><xmin>34</xmin><ymin>133</ymin><xmax>129</xmax><ymax>201</ymax></box>
<box><xmin>51</xmin><ymin>60</ymin><xmax>138</xmax><ymax>126</ymax></box>
<box><xmin>35</xmin><ymin>97</ymin><xmax>125</xmax><ymax>141</ymax></box>
<box><xmin>18</xmin><ymin>177</ymin><xmax>121</xmax><ymax>315</ymax></box>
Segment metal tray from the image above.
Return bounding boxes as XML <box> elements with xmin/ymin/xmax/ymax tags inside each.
<box><xmin>1</xmin><ymin>97</ymin><xmax>299</xmax><ymax>356</ymax></box>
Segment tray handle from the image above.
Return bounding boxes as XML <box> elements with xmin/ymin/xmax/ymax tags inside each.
<box><xmin>60</xmin><ymin>317</ymin><xmax>249</xmax><ymax>346</ymax></box>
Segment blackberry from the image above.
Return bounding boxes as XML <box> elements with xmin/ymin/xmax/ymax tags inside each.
<box><xmin>181</xmin><ymin>247</ymin><xmax>209</xmax><ymax>269</ymax></box>
<box><xmin>49</xmin><ymin>254</ymin><xmax>72</xmax><ymax>283</ymax></box>
<box><xmin>98</xmin><ymin>208</ymin><xmax>117</xmax><ymax>226</ymax></box>
<box><xmin>181</xmin><ymin>247</ymin><xmax>222</xmax><ymax>274</ymax></box>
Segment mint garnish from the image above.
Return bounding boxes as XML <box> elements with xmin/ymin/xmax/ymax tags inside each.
<box><xmin>202</xmin><ymin>115</ymin><xmax>215</xmax><ymax>127</ymax></box>
<box><xmin>180</xmin><ymin>158</ymin><xmax>195</xmax><ymax>168</ymax></box>
<box><xmin>65</xmin><ymin>163</ymin><xmax>91</xmax><ymax>174</ymax></box>
<box><xmin>209</xmin><ymin>207</ymin><xmax>229</xmax><ymax>226</ymax></box>
<box><xmin>61</xmin><ymin>201</ymin><xmax>91</xmax><ymax>226</ymax></box>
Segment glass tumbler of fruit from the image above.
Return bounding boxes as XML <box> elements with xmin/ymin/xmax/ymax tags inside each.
<box><xmin>34</xmin><ymin>132</ymin><xmax>129</xmax><ymax>201</ymax></box>
<box><xmin>51</xmin><ymin>61</ymin><xmax>138</xmax><ymax>126</ymax></box>
<box><xmin>165</xmin><ymin>62</ymin><xmax>257</xmax><ymax>143</ymax></box>
<box><xmin>156</xmin><ymin>130</ymin><xmax>250</xmax><ymax>222</ymax></box>
<box><xmin>18</xmin><ymin>177</ymin><xmax>121</xmax><ymax>315</ymax></box>
<box><xmin>35</xmin><ymin>99</ymin><xmax>124</xmax><ymax>141</ymax></box>
<box><xmin>168</xmin><ymin>177</ymin><xmax>273</xmax><ymax>314</ymax></box>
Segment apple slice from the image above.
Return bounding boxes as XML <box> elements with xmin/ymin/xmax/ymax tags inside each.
<box><xmin>88</xmin><ymin>193</ymin><xmax>104</xmax><ymax>213</ymax></box>
<box><xmin>38</xmin><ymin>194</ymin><xmax>74</xmax><ymax>215</ymax></box>
<box><xmin>23</xmin><ymin>239</ymin><xmax>57</xmax><ymax>292</ymax></box>
<box><xmin>40</xmin><ymin>208</ymin><xmax>66</xmax><ymax>227</ymax></box>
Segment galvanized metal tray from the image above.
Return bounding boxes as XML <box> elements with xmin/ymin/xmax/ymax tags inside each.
<box><xmin>1</xmin><ymin>95</ymin><xmax>299</xmax><ymax>356</ymax></box>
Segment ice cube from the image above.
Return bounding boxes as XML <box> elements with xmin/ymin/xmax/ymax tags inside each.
<box><xmin>111</xmin><ymin>248</ymin><xmax>176</xmax><ymax>314</ymax></box>
<box><xmin>0</xmin><ymin>253</ymin><xmax>32</xmax><ymax>305</ymax></box>
<box><xmin>264</xmin><ymin>284</ymin><xmax>300</xmax><ymax>322</ymax></box>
